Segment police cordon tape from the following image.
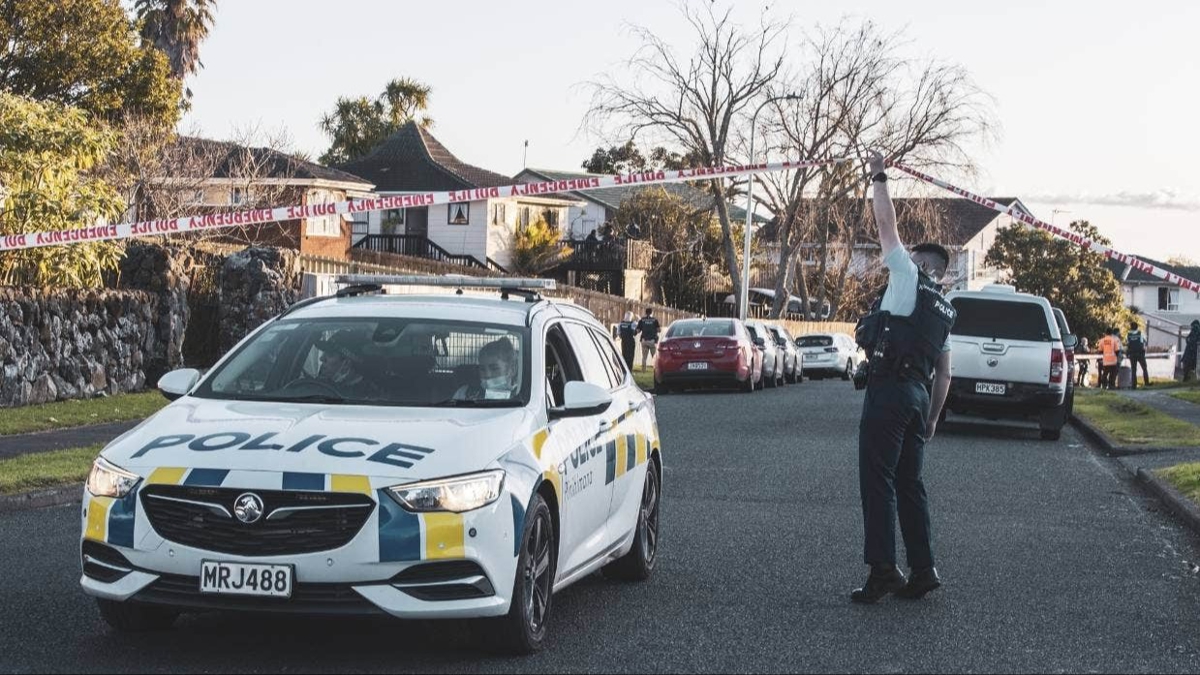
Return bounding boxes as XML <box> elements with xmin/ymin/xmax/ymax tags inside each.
<box><xmin>3</xmin><ymin>152</ymin><xmax>1195</xmax><ymax>293</ymax></box>
<box><xmin>0</xmin><ymin>157</ymin><xmax>846</xmax><ymax>254</ymax></box>
<box><xmin>890</xmin><ymin>162</ymin><xmax>1200</xmax><ymax>294</ymax></box>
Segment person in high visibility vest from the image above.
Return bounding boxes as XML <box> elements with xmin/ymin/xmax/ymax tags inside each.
<box><xmin>1098</xmin><ymin>328</ymin><xmax>1122</xmax><ymax>390</ymax></box>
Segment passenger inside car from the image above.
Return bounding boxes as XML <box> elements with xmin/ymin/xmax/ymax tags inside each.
<box><xmin>453</xmin><ymin>338</ymin><xmax>521</xmax><ymax>400</ymax></box>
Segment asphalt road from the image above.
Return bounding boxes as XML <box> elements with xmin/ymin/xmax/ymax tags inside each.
<box><xmin>3</xmin><ymin>381</ymin><xmax>1200</xmax><ymax>673</ymax></box>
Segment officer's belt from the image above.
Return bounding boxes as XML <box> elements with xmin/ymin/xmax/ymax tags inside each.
<box><xmin>868</xmin><ymin>357</ymin><xmax>933</xmax><ymax>387</ymax></box>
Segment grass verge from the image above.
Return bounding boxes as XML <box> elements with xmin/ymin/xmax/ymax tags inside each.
<box><xmin>632</xmin><ymin>368</ymin><xmax>654</xmax><ymax>391</ymax></box>
<box><xmin>0</xmin><ymin>392</ymin><xmax>165</xmax><ymax>436</ymax></box>
<box><xmin>1156</xmin><ymin>462</ymin><xmax>1200</xmax><ymax>506</ymax></box>
<box><xmin>0</xmin><ymin>444</ymin><xmax>103</xmax><ymax>495</ymax></box>
<box><xmin>1170</xmin><ymin>390</ymin><xmax>1200</xmax><ymax>406</ymax></box>
<box><xmin>1073</xmin><ymin>391</ymin><xmax>1200</xmax><ymax>447</ymax></box>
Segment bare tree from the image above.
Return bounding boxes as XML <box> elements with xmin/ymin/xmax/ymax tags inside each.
<box><xmin>754</xmin><ymin>21</ymin><xmax>994</xmax><ymax>318</ymax></box>
<box><xmin>585</xmin><ymin>2</ymin><xmax>787</xmax><ymax>314</ymax></box>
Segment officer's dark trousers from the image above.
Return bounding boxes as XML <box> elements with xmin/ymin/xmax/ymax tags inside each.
<box><xmin>621</xmin><ymin>340</ymin><xmax>636</xmax><ymax>371</ymax></box>
<box><xmin>859</xmin><ymin>376</ymin><xmax>934</xmax><ymax>569</ymax></box>
<box><xmin>1129</xmin><ymin>355</ymin><xmax>1149</xmax><ymax>388</ymax></box>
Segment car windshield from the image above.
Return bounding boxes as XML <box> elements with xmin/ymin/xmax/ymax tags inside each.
<box><xmin>193</xmin><ymin>318</ymin><xmax>530</xmax><ymax>407</ymax></box>
<box><xmin>798</xmin><ymin>335</ymin><xmax>833</xmax><ymax>348</ymax></box>
<box><xmin>667</xmin><ymin>320</ymin><xmax>736</xmax><ymax>338</ymax></box>
<box><xmin>950</xmin><ymin>298</ymin><xmax>1053</xmax><ymax>342</ymax></box>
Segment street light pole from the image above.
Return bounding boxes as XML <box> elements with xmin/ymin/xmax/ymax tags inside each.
<box><xmin>740</xmin><ymin>93</ymin><xmax>802</xmax><ymax>321</ymax></box>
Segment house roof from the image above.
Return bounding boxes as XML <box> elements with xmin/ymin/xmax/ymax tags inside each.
<box><xmin>339</xmin><ymin>122</ymin><xmax>512</xmax><ymax>193</ymax></box>
<box><xmin>175</xmin><ymin>137</ymin><xmax>373</xmax><ymax>187</ymax></box>
<box><xmin>758</xmin><ymin>197</ymin><xmax>1023</xmax><ymax>247</ymax></box>
<box><xmin>516</xmin><ymin>167</ymin><xmax>769</xmax><ymax>223</ymax></box>
<box><xmin>1103</xmin><ymin>255</ymin><xmax>1200</xmax><ymax>286</ymax></box>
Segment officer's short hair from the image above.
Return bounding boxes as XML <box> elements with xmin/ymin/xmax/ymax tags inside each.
<box><xmin>912</xmin><ymin>243</ymin><xmax>951</xmax><ymax>271</ymax></box>
<box><xmin>1130</xmin><ymin>320</ymin><xmax>1139</xmax><ymax>330</ymax></box>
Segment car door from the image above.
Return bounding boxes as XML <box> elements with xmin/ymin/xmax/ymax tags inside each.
<box><xmin>539</xmin><ymin>322</ymin><xmax>615</xmax><ymax>579</ymax></box>
<box><xmin>581</xmin><ymin>324</ymin><xmax>653</xmax><ymax>535</ymax></box>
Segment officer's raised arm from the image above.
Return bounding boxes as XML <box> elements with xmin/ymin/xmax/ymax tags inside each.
<box><xmin>868</xmin><ymin>150</ymin><xmax>902</xmax><ymax>256</ymax></box>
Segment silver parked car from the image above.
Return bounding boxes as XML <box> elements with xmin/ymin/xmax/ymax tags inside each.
<box><xmin>745</xmin><ymin>320</ymin><xmax>785</xmax><ymax>388</ymax></box>
<box><xmin>765</xmin><ymin>324</ymin><xmax>802</xmax><ymax>384</ymax></box>
<box><xmin>797</xmin><ymin>333</ymin><xmax>864</xmax><ymax>381</ymax></box>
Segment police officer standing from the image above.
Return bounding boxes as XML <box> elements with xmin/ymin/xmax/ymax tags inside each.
<box><xmin>1126</xmin><ymin>320</ymin><xmax>1149</xmax><ymax>389</ymax></box>
<box><xmin>851</xmin><ymin>151</ymin><xmax>956</xmax><ymax>604</ymax></box>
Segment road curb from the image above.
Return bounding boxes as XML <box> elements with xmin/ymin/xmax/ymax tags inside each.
<box><xmin>1068</xmin><ymin>414</ymin><xmax>1184</xmax><ymax>457</ymax></box>
<box><xmin>1135</xmin><ymin>468</ymin><xmax>1200</xmax><ymax>539</ymax></box>
<box><xmin>0</xmin><ymin>484</ymin><xmax>82</xmax><ymax>514</ymax></box>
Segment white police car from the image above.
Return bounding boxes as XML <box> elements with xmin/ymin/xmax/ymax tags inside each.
<box><xmin>80</xmin><ymin>276</ymin><xmax>663</xmax><ymax>654</ymax></box>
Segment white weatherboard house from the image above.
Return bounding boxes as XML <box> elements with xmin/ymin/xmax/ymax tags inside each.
<box><xmin>340</xmin><ymin>122</ymin><xmax>580</xmax><ymax>271</ymax></box>
<box><xmin>1105</xmin><ymin>256</ymin><xmax>1200</xmax><ymax>350</ymax></box>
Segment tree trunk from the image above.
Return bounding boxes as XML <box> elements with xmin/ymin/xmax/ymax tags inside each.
<box><xmin>768</xmin><ymin>212</ymin><xmax>794</xmax><ymax>319</ymax></box>
<box><xmin>711</xmin><ymin>181</ymin><xmax>742</xmax><ymax>316</ymax></box>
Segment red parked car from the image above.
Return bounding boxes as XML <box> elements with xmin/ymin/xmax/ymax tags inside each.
<box><xmin>654</xmin><ymin>318</ymin><xmax>763</xmax><ymax>393</ymax></box>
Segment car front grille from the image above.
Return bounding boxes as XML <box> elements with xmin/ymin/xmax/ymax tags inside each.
<box><xmin>140</xmin><ymin>485</ymin><xmax>374</xmax><ymax>557</ymax></box>
<box><xmin>137</xmin><ymin>573</ymin><xmax>383</xmax><ymax>615</ymax></box>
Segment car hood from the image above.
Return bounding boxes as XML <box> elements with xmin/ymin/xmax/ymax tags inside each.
<box><xmin>100</xmin><ymin>397</ymin><xmax>536</xmax><ymax>481</ymax></box>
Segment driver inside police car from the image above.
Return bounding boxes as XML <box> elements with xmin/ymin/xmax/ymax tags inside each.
<box><xmin>313</xmin><ymin>330</ymin><xmax>379</xmax><ymax>396</ymax></box>
<box><xmin>849</xmin><ymin>150</ymin><xmax>956</xmax><ymax>605</ymax></box>
<box><xmin>454</xmin><ymin>338</ymin><xmax>520</xmax><ymax>400</ymax></box>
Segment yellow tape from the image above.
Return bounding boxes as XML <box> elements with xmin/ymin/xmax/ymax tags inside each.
<box><xmin>85</xmin><ymin>496</ymin><xmax>113</xmax><ymax>542</ymax></box>
<box><xmin>145</xmin><ymin>467</ymin><xmax>187</xmax><ymax>485</ymax></box>
<box><xmin>422</xmin><ymin>512</ymin><xmax>465</xmax><ymax>560</ymax></box>
<box><xmin>331</xmin><ymin>474</ymin><xmax>372</xmax><ymax>495</ymax></box>
<box><xmin>636</xmin><ymin>433</ymin><xmax>648</xmax><ymax>466</ymax></box>
<box><xmin>532</xmin><ymin>428</ymin><xmax>550</xmax><ymax>460</ymax></box>
<box><xmin>615</xmin><ymin>436</ymin><xmax>628</xmax><ymax>478</ymax></box>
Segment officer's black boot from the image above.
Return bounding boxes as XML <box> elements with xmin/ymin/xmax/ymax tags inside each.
<box><xmin>895</xmin><ymin>566</ymin><xmax>941</xmax><ymax>600</ymax></box>
<box><xmin>850</xmin><ymin>565</ymin><xmax>907</xmax><ymax>604</ymax></box>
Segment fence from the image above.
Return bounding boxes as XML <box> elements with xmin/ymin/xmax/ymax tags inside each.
<box><xmin>299</xmin><ymin>252</ymin><xmax>697</xmax><ymax>329</ymax></box>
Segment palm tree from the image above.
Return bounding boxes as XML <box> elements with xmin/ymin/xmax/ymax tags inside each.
<box><xmin>134</xmin><ymin>0</ymin><xmax>217</xmax><ymax>100</ymax></box>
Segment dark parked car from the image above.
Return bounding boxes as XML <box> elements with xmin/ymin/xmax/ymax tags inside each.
<box><xmin>654</xmin><ymin>318</ymin><xmax>762</xmax><ymax>393</ymax></box>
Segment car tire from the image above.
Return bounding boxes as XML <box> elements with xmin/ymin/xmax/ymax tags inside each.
<box><xmin>1040</xmin><ymin>428</ymin><xmax>1062</xmax><ymax>441</ymax></box>
<box><xmin>766</xmin><ymin>370</ymin><xmax>776</xmax><ymax>388</ymax></box>
<box><xmin>484</xmin><ymin>494</ymin><xmax>555</xmax><ymax>655</ymax></box>
<box><xmin>842</xmin><ymin>360</ymin><xmax>853</xmax><ymax>381</ymax></box>
<box><xmin>1038</xmin><ymin>401</ymin><xmax>1069</xmax><ymax>442</ymax></box>
<box><xmin>95</xmin><ymin>599</ymin><xmax>178</xmax><ymax>633</ymax></box>
<box><xmin>602</xmin><ymin>462</ymin><xmax>660</xmax><ymax>582</ymax></box>
<box><xmin>654</xmin><ymin>381</ymin><xmax>670</xmax><ymax>395</ymax></box>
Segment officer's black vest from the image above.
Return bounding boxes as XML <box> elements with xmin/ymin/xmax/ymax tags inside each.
<box><xmin>857</xmin><ymin>270</ymin><xmax>956</xmax><ymax>383</ymax></box>
<box><xmin>1127</xmin><ymin>330</ymin><xmax>1145</xmax><ymax>356</ymax></box>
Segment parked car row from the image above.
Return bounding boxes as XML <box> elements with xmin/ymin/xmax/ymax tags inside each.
<box><xmin>652</xmin><ymin>317</ymin><xmax>865</xmax><ymax>394</ymax></box>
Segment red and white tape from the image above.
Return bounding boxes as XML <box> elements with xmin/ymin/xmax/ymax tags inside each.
<box><xmin>0</xmin><ymin>158</ymin><xmax>845</xmax><ymax>254</ymax></box>
<box><xmin>890</xmin><ymin>162</ymin><xmax>1200</xmax><ymax>294</ymax></box>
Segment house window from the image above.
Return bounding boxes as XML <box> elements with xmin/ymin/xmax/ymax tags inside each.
<box><xmin>448</xmin><ymin>202</ymin><xmax>470</xmax><ymax>225</ymax></box>
<box><xmin>230</xmin><ymin>187</ymin><xmax>249</xmax><ymax>206</ymax></box>
<box><xmin>306</xmin><ymin>189</ymin><xmax>341</xmax><ymax>238</ymax></box>
<box><xmin>1158</xmin><ymin>287</ymin><xmax>1180</xmax><ymax>312</ymax></box>
<box><xmin>519</xmin><ymin>206</ymin><xmax>532</xmax><ymax>228</ymax></box>
<box><xmin>542</xmin><ymin>208</ymin><xmax>560</xmax><ymax>227</ymax></box>
<box><xmin>493</xmin><ymin>203</ymin><xmax>507</xmax><ymax>225</ymax></box>
<box><xmin>381</xmin><ymin>209</ymin><xmax>404</xmax><ymax>234</ymax></box>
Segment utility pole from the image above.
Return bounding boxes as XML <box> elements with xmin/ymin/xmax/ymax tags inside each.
<box><xmin>523</xmin><ymin>140</ymin><xmax>529</xmax><ymax>169</ymax></box>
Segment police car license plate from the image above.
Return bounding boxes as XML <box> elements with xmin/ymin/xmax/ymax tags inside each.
<box><xmin>200</xmin><ymin>561</ymin><xmax>293</xmax><ymax>598</ymax></box>
<box><xmin>688</xmin><ymin>362</ymin><xmax>709</xmax><ymax>370</ymax></box>
<box><xmin>975</xmin><ymin>382</ymin><xmax>1007</xmax><ymax>396</ymax></box>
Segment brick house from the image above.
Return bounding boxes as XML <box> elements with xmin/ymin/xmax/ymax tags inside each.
<box><xmin>134</xmin><ymin>137</ymin><xmax>375</xmax><ymax>259</ymax></box>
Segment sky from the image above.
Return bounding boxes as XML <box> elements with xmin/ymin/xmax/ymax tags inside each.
<box><xmin>182</xmin><ymin>0</ymin><xmax>1199</xmax><ymax>263</ymax></box>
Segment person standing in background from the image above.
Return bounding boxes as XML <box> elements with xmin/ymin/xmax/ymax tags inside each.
<box><xmin>636</xmin><ymin>308</ymin><xmax>661</xmax><ymax>371</ymax></box>
<box><xmin>1076</xmin><ymin>337</ymin><xmax>1091</xmax><ymax>388</ymax></box>
<box><xmin>1183</xmin><ymin>320</ymin><xmax>1200</xmax><ymax>382</ymax></box>
<box><xmin>1098</xmin><ymin>329</ymin><xmax>1120</xmax><ymax>390</ymax></box>
<box><xmin>1126</xmin><ymin>320</ymin><xmax>1150</xmax><ymax>389</ymax></box>
<box><xmin>618</xmin><ymin>311</ymin><xmax>638</xmax><ymax>371</ymax></box>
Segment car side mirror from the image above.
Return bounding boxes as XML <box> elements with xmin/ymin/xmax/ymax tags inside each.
<box><xmin>158</xmin><ymin>368</ymin><xmax>201</xmax><ymax>401</ymax></box>
<box><xmin>754</xmin><ymin>337</ymin><xmax>766</xmax><ymax>348</ymax></box>
<box><xmin>549</xmin><ymin>381</ymin><xmax>613</xmax><ymax>420</ymax></box>
<box><xmin>1062</xmin><ymin>334</ymin><xmax>1079</xmax><ymax>350</ymax></box>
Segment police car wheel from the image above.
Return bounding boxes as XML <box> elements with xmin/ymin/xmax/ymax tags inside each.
<box><xmin>602</xmin><ymin>461</ymin><xmax>660</xmax><ymax>582</ymax></box>
<box><xmin>486</xmin><ymin>495</ymin><xmax>555</xmax><ymax>655</ymax></box>
<box><xmin>95</xmin><ymin>599</ymin><xmax>178</xmax><ymax>632</ymax></box>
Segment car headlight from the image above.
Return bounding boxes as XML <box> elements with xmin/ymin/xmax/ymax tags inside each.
<box><xmin>388</xmin><ymin>470</ymin><xmax>506</xmax><ymax>513</ymax></box>
<box><xmin>86</xmin><ymin>457</ymin><xmax>140</xmax><ymax>498</ymax></box>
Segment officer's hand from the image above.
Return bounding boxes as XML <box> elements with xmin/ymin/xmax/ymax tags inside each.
<box><xmin>924</xmin><ymin>418</ymin><xmax>937</xmax><ymax>442</ymax></box>
<box><xmin>867</xmin><ymin>150</ymin><xmax>887</xmax><ymax>176</ymax></box>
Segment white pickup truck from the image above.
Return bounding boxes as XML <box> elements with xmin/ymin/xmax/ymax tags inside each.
<box><xmin>943</xmin><ymin>285</ymin><xmax>1077</xmax><ymax>440</ymax></box>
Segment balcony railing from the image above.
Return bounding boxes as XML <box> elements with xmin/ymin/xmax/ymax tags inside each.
<box><xmin>352</xmin><ymin>234</ymin><xmax>488</xmax><ymax>270</ymax></box>
<box><xmin>555</xmin><ymin>239</ymin><xmax>653</xmax><ymax>272</ymax></box>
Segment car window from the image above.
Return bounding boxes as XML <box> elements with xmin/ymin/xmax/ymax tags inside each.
<box><xmin>590</xmin><ymin>327</ymin><xmax>630</xmax><ymax>388</ymax></box>
<box><xmin>195</xmin><ymin>318</ymin><xmax>530</xmax><ymax>406</ymax></box>
<box><xmin>545</xmin><ymin>325</ymin><xmax>582</xmax><ymax>407</ymax></box>
<box><xmin>950</xmin><ymin>298</ymin><xmax>1053</xmax><ymax>341</ymax></box>
<box><xmin>564</xmin><ymin>322</ymin><xmax>616</xmax><ymax>390</ymax></box>
<box><xmin>666</xmin><ymin>320</ymin><xmax>736</xmax><ymax>338</ymax></box>
<box><xmin>798</xmin><ymin>335</ymin><xmax>833</xmax><ymax>347</ymax></box>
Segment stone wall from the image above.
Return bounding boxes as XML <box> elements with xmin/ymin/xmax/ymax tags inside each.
<box><xmin>0</xmin><ymin>287</ymin><xmax>160</xmax><ymax>407</ymax></box>
<box><xmin>218</xmin><ymin>247</ymin><xmax>300</xmax><ymax>354</ymax></box>
<box><xmin>118</xmin><ymin>243</ymin><xmax>190</xmax><ymax>383</ymax></box>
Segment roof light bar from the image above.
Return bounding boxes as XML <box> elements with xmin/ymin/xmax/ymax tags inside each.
<box><xmin>334</xmin><ymin>274</ymin><xmax>556</xmax><ymax>290</ymax></box>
